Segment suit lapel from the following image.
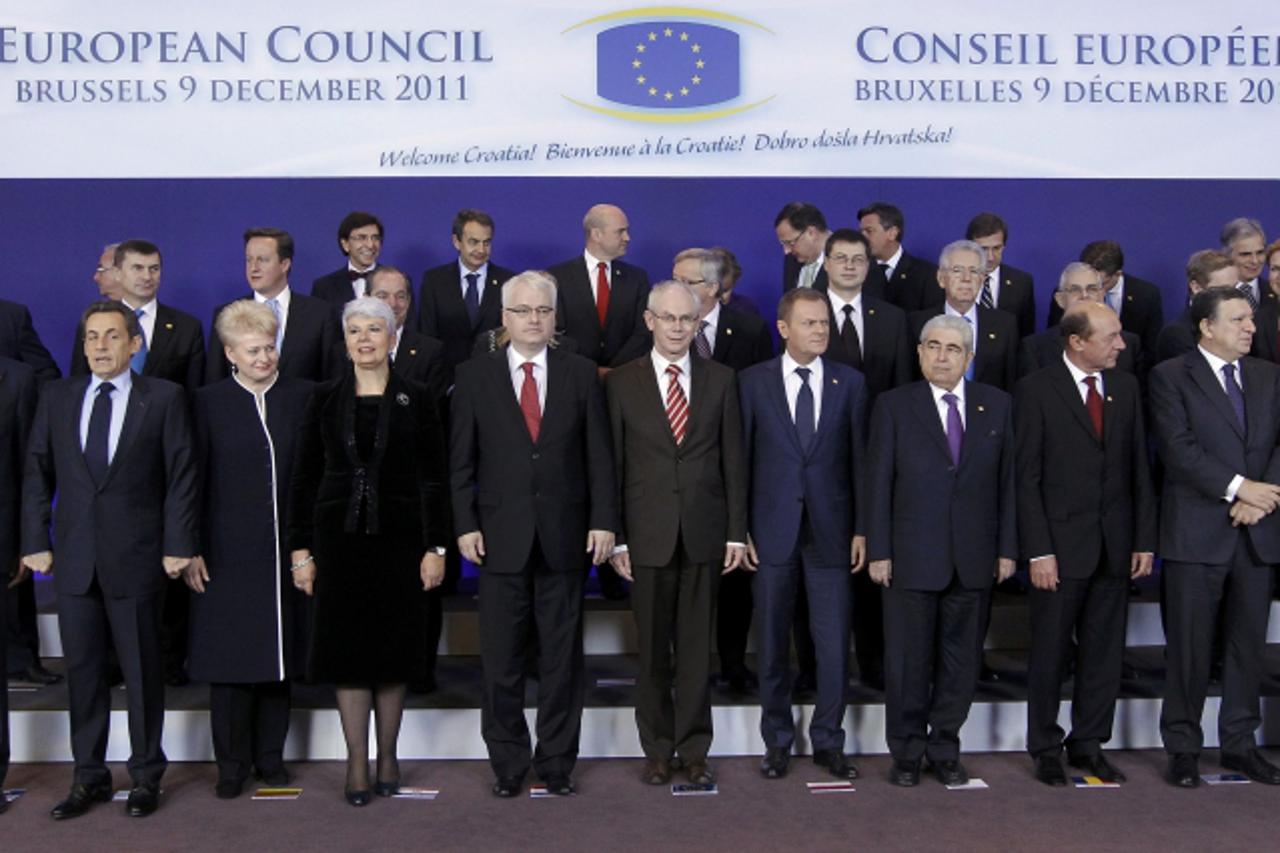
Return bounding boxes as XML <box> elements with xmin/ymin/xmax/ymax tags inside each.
<box><xmin>637</xmin><ymin>357</ymin><xmax>678</xmax><ymax>449</ymax></box>
<box><xmin>540</xmin><ymin>350</ymin><xmax>571</xmax><ymax>445</ymax></box>
<box><xmin>604</xmin><ymin>261</ymin><xmax>631</xmax><ymax>335</ymax></box>
<box><xmin>1047</xmin><ymin>360</ymin><xmax>1101</xmax><ymax>445</ymax></box>
<box><xmin>765</xmin><ymin>359</ymin><xmax>803</xmax><ymax>456</ymax></box>
<box><xmin>1241</xmin><ymin>359</ymin><xmax>1270</xmax><ymax>444</ymax></box>
<box><xmin>478</xmin><ymin>271</ymin><xmax>504</xmax><ymax>330</ymax></box>
<box><xmin>102</xmin><ymin>375</ymin><xmax>148</xmax><ymax>489</ymax></box>
<box><xmin>810</xmin><ymin>361</ymin><xmax>843</xmax><ymax>456</ymax></box>
<box><xmin>910</xmin><ymin>382</ymin><xmax>954</xmax><ymax>463</ymax></box>
<box><xmin>144</xmin><ymin>304</ymin><xmax>176</xmax><ymax>375</ymax></box>
<box><xmin>959</xmin><ymin>384</ymin><xmax>989</xmax><ymax>467</ymax></box>
<box><xmin>685</xmin><ymin>356</ymin><xmax>710</xmax><ymax>445</ymax></box>
<box><xmin>280</xmin><ymin>298</ymin><xmax>312</xmax><ymax>373</ymax></box>
<box><xmin>62</xmin><ymin>376</ymin><xmax>95</xmax><ymax>484</ymax></box>
<box><xmin>712</xmin><ymin>311</ymin><xmax>734</xmax><ymax>362</ymax></box>
<box><xmin>1188</xmin><ymin>353</ymin><xmax>1245</xmax><ymax>439</ymax></box>
<box><xmin>487</xmin><ymin>350</ymin><xmax>534</xmax><ymax>447</ymax></box>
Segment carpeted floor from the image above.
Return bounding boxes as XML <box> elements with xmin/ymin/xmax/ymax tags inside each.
<box><xmin>2</xmin><ymin>750</ymin><xmax>1277</xmax><ymax>852</ymax></box>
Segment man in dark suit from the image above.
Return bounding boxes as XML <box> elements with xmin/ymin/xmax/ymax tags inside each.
<box><xmin>606</xmin><ymin>282</ymin><xmax>748</xmax><ymax>787</ymax></box>
<box><xmin>820</xmin><ymin>228</ymin><xmax>911</xmax><ymax>691</ymax></box>
<box><xmin>1151</xmin><ymin>288</ymin><xmax>1280</xmax><ymax>787</ymax></box>
<box><xmin>452</xmin><ymin>271</ymin><xmax>617</xmax><ymax>798</ymax></box>
<box><xmin>910</xmin><ymin>240</ymin><xmax>1019</xmax><ymax>392</ymax></box>
<box><xmin>1221</xmin><ymin>217</ymin><xmax>1272</xmax><ymax>311</ymax></box>
<box><xmin>1156</xmin><ymin>250</ymin><xmax>1241</xmax><ymax>363</ymax></box>
<box><xmin>0</xmin><ymin>298</ymin><xmax>60</xmax><ymax>384</ymax></box>
<box><xmin>207</xmin><ymin>228</ymin><xmax>338</xmax><ymax>384</ymax></box>
<box><xmin>858</xmin><ymin>201</ymin><xmax>941</xmax><ymax>312</ymax></box>
<box><xmin>547</xmin><ymin>204</ymin><xmax>651</xmax><ymax>373</ymax></box>
<box><xmin>0</xmin><ymin>356</ymin><xmax>36</xmax><ymax>810</ymax></box>
<box><xmin>1047</xmin><ymin>241</ymin><xmax>1164</xmax><ymax>361</ymax></box>
<box><xmin>1016</xmin><ymin>302</ymin><xmax>1157</xmax><ymax>786</ymax></box>
<box><xmin>23</xmin><ymin>301</ymin><xmax>197</xmax><ymax>819</ymax></box>
<box><xmin>674</xmin><ymin>247</ymin><xmax>771</xmax><ymax>693</ymax></box>
<box><xmin>740</xmin><ymin>288</ymin><xmax>866</xmax><ymax>781</ymax></box>
<box><xmin>867</xmin><ymin>314</ymin><xmax>1017</xmax><ymax>787</ymax></box>
<box><xmin>70</xmin><ymin>240</ymin><xmax>205</xmax><ymax>396</ymax></box>
<box><xmin>417</xmin><ymin>209</ymin><xmax>515</xmax><ymax>387</ymax></box>
<box><xmin>775</xmin><ymin>201</ymin><xmax>831</xmax><ymax>293</ymax></box>
<box><xmin>310</xmin><ymin>211</ymin><xmax>384</xmax><ymax>312</ymax></box>
<box><xmin>966</xmin><ymin>212</ymin><xmax>1036</xmax><ymax>339</ymax></box>
<box><xmin>1020</xmin><ymin>263</ymin><xmax>1143</xmax><ymax>380</ymax></box>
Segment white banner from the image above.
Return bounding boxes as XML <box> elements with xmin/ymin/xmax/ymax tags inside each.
<box><xmin>1</xmin><ymin>0</ymin><xmax>1278</xmax><ymax>178</ymax></box>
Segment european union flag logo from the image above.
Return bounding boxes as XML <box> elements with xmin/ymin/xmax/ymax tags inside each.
<box><xmin>596</xmin><ymin>22</ymin><xmax>739</xmax><ymax>109</ymax></box>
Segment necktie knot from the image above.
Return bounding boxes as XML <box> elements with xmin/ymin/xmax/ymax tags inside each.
<box><xmin>842</xmin><ymin>304</ymin><xmax>854</xmax><ymax>319</ymax></box>
<box><xmin>1084</xmin><ymin>375</ymin><xmax>1097</xmax><ymax>391</ymax></box>
<box><xmin>134</xmin><ymin>307</ymin><xmax>144</xmax><ymax>318</ymax></box>
<box><xmin>699</xmin><ymin>320</ymin><xmax>709</xmax><ymax>334</ymax></box>
<box><xmin>943</xmin><ymin>392</ymin><xmax>958</xmax><ymax>408</ymax></box>
<box><xmin>465</xmin><ymin>272</ymin><xmax>479</xmax><ymax>285</ymax></box>
<box><xmin>521</xmin><ymin>361</ymin><xmax>535</xmax><ymax>378</ymax></box>
<box><xmin>1223</xmin><ymin>363</ymin><xmax>1236</xmax><ymax>380</ymax></box>
<box><xmin>98</xmin><ymin>381</ymin><xmax>115</xmax><ymax>396</ymax></box>
<box><xmin>666</xmin><ymin>363</ymin><xmax>682</xmax><ymax>378</ymax></box>
<box><xmin>796</xmin><ymin>366</ymin><xmax>811</xmax><ymax>384</ymax></box>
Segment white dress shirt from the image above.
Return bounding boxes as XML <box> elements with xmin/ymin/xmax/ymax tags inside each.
<box><xmin>881</xmin><ymin>245</ymin><xmax>904</xmax><ymax>281</ymax></box>
<box><xmin>584</xmin><ymin>250</ymin><xmax>612</xmax><ymax>304</ymax></box>
<box><xmin>347</xmin><ymin>263</ymin><xmax>373</xmax><ymax>299</ymax></box>
<box><xmin>124</xmin><ymin>298</ymin><xmax>158</xmax><ymax>348</ymax></box>
<box><xmin>508</xmin><ymin>345</ymin><xmax>549</xmax><ymax>412</ymax></box>
<box><xmin>827</xmin><ymin>290</ymin><xmax>864</xmax><ymax>356</ymax></box>
<box><xmin>798</xmin><ymin>251</ymin><xmax>825</xmax><ymax>289</ymax></box>
<box><xmin>458</xmin><ymin>259</ymin><xmax>490</xmax><ymax>299</ymax></box>
<box><xmin>1062</xmin><ymin>352</ymin><xmax>1104</xmax><ymax>403</ymax></box>
<box><xmin>650</xmin><ymin>349</ymin><xmax>691</xmax><ymax>403</ymax></box>
<box><xmin>781</xmin><ymin>351</ymin><xmax>824</xmax><ymax>428</ymax></box>
<box><xmin>254</xmin><ymin>285</ymin><xmax>292</xmax><ymax>343</ymax></box>
<box><xmin>79</xmin><ymin>369</ymin><xmax>134</xmax><ymax>463</ymax></box>
<box><xmin>1198</xmin><ymin>344</ymin><xmax>1246</xmax><ymax>501</ymax></box>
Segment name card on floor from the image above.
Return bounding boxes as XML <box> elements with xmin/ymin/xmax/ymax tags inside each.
<box><xmin>253</xmin><ymin>787</ymin><xmax>303</xmax><ymax>800</ymax></box>
<box><xmin>672</xmin><ymin>783</ymin><xmax>718</xmax><ymax>796</ymax></box>
<box><xmin>1202</xmin><ymin>773</ymin><xmax>1250</xmax><ymax>785</ymax></box>
<box><xmin>945</xmin><ymin>779</ymin><xmax>988</xmax><ymax>790</ymax></box>
<box><xmin>807</xmin><ymin>781</ymin><xmax>855</xmax><ymax>794</ymax></box>
<box><xmin>1072</xmin><ymin>776</ymin><xmax>1120</xmax><ymax>788</ymax></box>
<box><xmin>529</xmin><ymin>785</ymin><xmax>574</xmax><ymax>798</ymax></box>
<box><xmin>596</xmin><ymin>678</ymin><xmax>636</xmax><ymax>687</ymax></box>
<box><xmin>393</xmin><ymin>787</ymin><xmax>439</xmax><ymax>800</ymax></box>
<box><xmin>3</xmin><ymin>789</ymin><xmax>25</xmax><ymax>804</ymax></box>
<box><xmin>112</xmin><ymin>790</ymin><xmax>129</xmax><ymax>802</ymax></box>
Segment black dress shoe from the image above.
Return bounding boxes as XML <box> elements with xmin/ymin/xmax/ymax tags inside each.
<box><xmin>256</xmin><ymin>765</ymin><xmax>292</xmax><ymax>787</ymax></box>
<box><xmin>17</xmin><ymin>663</ymin><xmax>63</xmax><ymax>685</ymax></box>
<box><xmin>760</xmin><ymin>747</ymin><xmax>790</xmax><ymax>779</ymax></box>
<box><xmin>930</xmin><ymin>759</ymin><xmax>969</xmax><ymax>786</ymax></box>
<box><xmin>492</xmin><ymin>776</ymin><xmax>522</xmax><ymax>798</ymax></box>
<box><xmin>641</xmin><ymin>759</ymin><xmax>671</xmax><ymax>785</ymax></box>
<box><xmin>126</xmin><ymin>784</ymin><xmax>159</xmax><ymax>817</ymax></box>
<box><xmin>1034</xmin><ymin>754</ymin><xmax>1068</xmax><ymax>787</ymax></box>
<box><xmin>1069</xmin><ymin>753</ymin><xmax>1126</xmax><ymax>784</ymax></box>
<box><xmin>1168</xmin><ymin>753</ymin><xmax>1200</xmax><ymax>788</ymax></box>
<box><xmin>685</xmin><ymin>761</ymin><xmax>715</xmax><ymax>785</ymax></box>
<box><xmin>889</xmin><ymin>759</ymin><xmax>920</xmax><ymax>787</ymax></box>
<box><xmin>374</xmin><ymin>780</ymin><xmax>400</xmax><ymax>797</ymax></box>
<box><xmin>543</xmin><ymin>775</ymin><xmax>575</xmax><ymax>796</ymax></box>
<box><xmin>215</xmin><ymin>779</ymin><xmax>244</xmax><ymax>799</ymax></box>
<box><xmin>345</xmin><ymin>789</ymin><xmax>372</xmax><ymax>806</ymax></box>
<box><xmin>813</xmin><ymin>749</ymin><xmax>859</xmax><ymax>780</ymax></box>
<box><xmin>50</xmin><ymin>783</ymin><xmax>113</xmax><ymax>820</ymax></box>
<box><xmin>1222</xmin><ymin>750</ymin><xmax>1280</xmax><ymax>785</ymax></box>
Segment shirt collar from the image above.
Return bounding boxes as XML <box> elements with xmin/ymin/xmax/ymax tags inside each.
<box><xmin>254</xmin><ymin>285</ymin><xmax>291</xmax><ymax>309</ymax></box>
<box><xmin>585</xmin><ymin>249</ymin><xmax>610</xmax><ymax>272</ymax></box>
<box><xmin>507</xmin><ymin>344</ymin><xmax>549</xmax><ymax>375</ymax></box>
<box><xmin>701</xmin><ymin>300</ymin><xmax>722</xmax><ymax>331</ymax></box>
<box><xmin>930</xmin><ymin>379</ymin><xmax>965</xmax><ymax>406</ymax></box>
<box><xmin>944</xmin><ymin>302</ymin><xmax>978</xmax><ymax>322</ymax></box>
<box><xmin>827</xmin><ymin>289</ymin><xmax>862</xmax><ymax>312</ymax></box>
<box><xmin>651</xmin><ymin>348</ymin><xmax>691</xmax><ymax>377</ymax></box>
<box><xmin>1197</xmin><ymin>344</ymin><xmax>1240</xmax><ymax>377</ymax></box>
<box><xmin>781</xmin><ymin>350</ymin><xmax>822</xmax><ymax>379</ymax></box>
<box><xmin>90</xmin><ymin>368</ymin><xmax>133</xmax><ymax>395</ymax></box>
<box><xmin>1061</xmin><ymin>351</ymin><xmax>1099</xmax><ymax>386</ymax></box>
<box><xmin>347</xmin><ymin>261</ymin><xmax>375</xmax><ymax>275</ymax></box>
<box><xmin>884</xmin><ymin>245</ymin><xmax>904</xmax><ymax>270</ymax></box>
<box><xmin>123</xmin><ymin>297</ymin><xmax>157</xmax><ymax>315</ymax></box>
<box><xmin>458</xmin><ymin>258</ymin><xmax>488</xmax><ymax>281</ymax></box>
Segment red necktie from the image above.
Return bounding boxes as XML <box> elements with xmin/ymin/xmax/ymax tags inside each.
<box><xmin>519</xmin><ymin>362</ymin><xmax>541</xmax><ymax>442</ymax></box>
<box><xmin>596</xmin><ymin>262</ymin><xmax>610</xmax><ymax>326</ymax></box>
<box><xmin>665</xmin><ymin>364</ymin><xmax>688</xmax><ymax>445</ymax></box>
<box><xmin>1084</xmin><ymin>375</ymin><xmax>1103</xmax><ymax>438</ymax></box>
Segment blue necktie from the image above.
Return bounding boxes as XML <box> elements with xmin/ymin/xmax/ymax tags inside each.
<box><xmin>130</xmin><ymin>308</ymin><xmax>148</xmax><ymax>374</ymax></box>
<box><xmin>1223</xmin><ymin>363</ymin><xmax>1246</xmax><ymax>432</ymax></box>
<box><xmin>795</xmin><ymin>366</ymin><xmax>815</xmax><ymax>451</ymax></box>
<box><xmin>85</xmin><ymin>381</ymin><xmax>114</xmax><ymax>485</ymax></box>
<box><xmin>963</xmin><ymin>315</ymin><xmax>975</xmax><ymax>382</ymax></box>
<box><xmin>464</xmin><ymin>273</ymin><xmax>480</xmax><ymax>327</ymax></box>
<box><xmin>266</xmin><ymin>297</ymin><xmax>284</xmax><ymax>354</ymax></box>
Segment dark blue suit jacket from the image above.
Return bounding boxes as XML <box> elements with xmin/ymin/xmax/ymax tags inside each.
<box><xmin>867</xmin><ymin>380</ymin><xmax>1016</xmax><ymax>591</ymax></box>
<box><xmin>739</xmin><ymin>357</ymin><xmax>866</xmax><ymax>566</ymax></box>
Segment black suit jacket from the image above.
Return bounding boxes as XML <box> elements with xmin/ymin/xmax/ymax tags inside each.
<box><xmin>417</xmin><ymin>261</ymin><xmax>513</xmax><ymax>381</ymax></box>
<box><xmin>709</xmin><ymin>306</ymin><xmax>773</xmax><ymax>371</ymax></box>
<box><xmin>22</xmin><ymin>373</ymin><xmax>198</xmax><ymax>598</ymax></box>
<box><xmin>867</xmin><ymin>380</ymin><xmax>1017</xmax><ymax>591</ymax></box>
<box><xmin>450</xmin><ymin>348</ymin><xmax>617</xmax><ymax>574</ymax></box>
<box><xmin>548</xmin><ymin>257</ymin><xmax>651</xmax><ymax>367</ymax></box>
<box><xmin>1150</xmin><ymin>352</ymin><xmax>1280</xmax><ymax>564</ymax></box>
<box><xmin>1014</xmin><ymin>362</ymin><xmax>1156</xmax><ymax>579</ymax></box>
<box><xmin>311</xmin><ymin>266</ymin><xmax>361</xmax><ymax>307</ymax></box>
<box><xmin>0</xmin><ymin>358</ymin><xmax>36</xmax><ymax>563</ymax></box>
<box><xmin>0</xmin><ymin>299</ymin><xmax>60</xmax><ymax>384</ymax></box>
<box><xmin>71</xmin><ymin>303</ymin><xmax>204</xmax><ymax>394</ymax></box>
<box><xmin>605</xmin><ymin>354</ymin><xmax>747</xmax><ymax>565</ymax></box>
<box><xmin>782</xmin><ymin>255</ymin><xmax>828</xmax><ymax>293</ymax></box>
<box><xmin>1048</xmin><ymin>274</ymin><xmax>1164</xmax><ymax>359</ymax></box>
<box><xmin>392</xmin><ymin>329</ymin><xmax>447</xmax><ymax>410</ymax></box>
<box><xmin>1018</xmin><ymin>328</ymin><xmax>1142</xmax><ymax>380</ymax></box>
<box><xmin>909</xmin><ymin>305</ymin><xmax>1019</xmax><ymax>392</ymax></box>
<box><xmin>865</xmin><ymin>250</ymin><xmax>943</xmax><ymax>313</ymax></box>
<box><xmin>206</xmin><ymin>291</ymin><xmax>338</xmax><ymax>384</ymax></box>
<box><xmin>823</xmin><ymin>294</ymin><xmax>912</xmax><ymax>403</ymax></box>
<box><xmin>990</xmin><ymin>263</ymin><xmax>1036</xmax><ymax>339</ymax></box>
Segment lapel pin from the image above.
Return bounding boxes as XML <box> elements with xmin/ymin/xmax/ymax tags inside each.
<box><xmin>832</xmin><ymin>378</ymin><xmax>839</xmax><ymax>385</ymax></box>
<box><xmin>409</xmin><ymin>349</ymin><xmax>417</xmax><ymax>356</ymax></box>
<box><xmin>396</xmin><ymin>392</ymin><xmax>410</xmax><ymax>406</ymax></box>
<box><xmin>725</xmin><ymin>328</ymin><xmax>733</xmax><ymax>335</ymax></box>
<box><xmin>1106</xmin><ymin>395</ymin><xmax>1113</xmax><ymax>402</ymax></box>
<box><xmin>164</xmin><ymin>323</ymin><xmax>174</xmax><ymax>330</ymax></box>
<box><xmin>988</xmin><ymin>332</ymin><xmax>996</xmax><ymax>340</ymax></box>
<box><xmin>868</xmin><ymin>308</ymin><xmax>875</xmax><ymax>315</ymax></box>
<box><xmin>977</xmin><ymin>405</ymin><xmax>985</xmax><ymax>412</ymax></box>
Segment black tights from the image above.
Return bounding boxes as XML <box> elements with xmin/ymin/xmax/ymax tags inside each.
<box><xmin>335</xmin><ymin>683</ymin><xmax>406</xmax><ymax>791</ymax></box>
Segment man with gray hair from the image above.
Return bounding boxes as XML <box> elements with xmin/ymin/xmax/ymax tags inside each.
<box><xmin>451</xmin><ymin>270</ymin><xmax>617</xmax><ymax>798</ymax></box>
<box><xmin>1019</xmin><ymin>262</ymin><xmax>1143</xmax><ymax>379</ymax></box>
<box><xmin>94</xmin><ymin>242</ymin><xmax>123</xmax><ymax>301</ymax></box>
<box><xmin>1221</xmin><ymin>217</ymin><xmax>1270</xmax><ymax>310</ymax></box>
<box><xmin>606</xmin><ymin>281</ymin><xmax>748</xmax><ymax>787</ymax></box>
<box><xmin>867</xmin><ymin>313</ymin><xmax>1016</xmax><ymax>787</ymax></box>
<box><xmin>909</xmin><ymin>240</ymin><xmax>1019</xmax><ymax>392</ymax></box>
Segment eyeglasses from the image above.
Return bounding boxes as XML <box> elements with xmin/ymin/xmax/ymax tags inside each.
<box><xmin>828</xmin><ymin>254</ymin><xmax>869</xmax><ymax>267</ymax></box>
<box><xmin>946</xmin><ymin>266</ymin><xmax>985</xmax><ymax>280</ymax></box>
<box><xmin>1060</xmin><ymin>284</ymin><xmax>1103</xmax><ymax>297</ymax></box>
<box><xmin>778</xmin><ymin>230</ymin><xmax>807</xmax><ymax>250</ymax></box>
<box><xmin>650</xmin><ymin>312</ymin><xmax>698</xmax><ymax>327</ymax></box>
<box><xmin>675</xmin><ymin>277</ymin><xmax>710</xmax><ymax>287</ymax></box>
<box><xmin>504</xmin><ymin>306</ymin><xmax>554</xmax><ymax>318</ymax></box>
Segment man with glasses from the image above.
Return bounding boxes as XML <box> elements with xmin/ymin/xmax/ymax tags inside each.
<box><xmin>1219</xmin><ymin>218</ymin><xmax>1272</xmax><ymax>310</ymax></box>
<box><xmin>451</xmin><ymin>270</ymin><xmax>617</xmax><ymax>799</ymax></box>
<box><xmin>909</xmin><ymin>240</ymin><xmax>1019</xmax><ymax>392</ymax></box>
<box><xmin>606</xmin><ymin>282</ymin><xmax>747</xmax><ymax>787</ymax></box>
<box><xmin>311</xmin><ymin>211</ymin><xmax>389</xmax><ymax>317</ymax></box>
<box><xmin>672</xmin><ymin>248</ymin><xmax>771</xmax><ymax>696</ymax></box>
<box><xmin>1019</xmin><ymin>262</ymin><xmax>1143</xmax><ymax>380</ymax></box>
<box><xmin>775</xmin><ymin>201</ymin><xmax>832</xmax><ymax>293</ymax></box>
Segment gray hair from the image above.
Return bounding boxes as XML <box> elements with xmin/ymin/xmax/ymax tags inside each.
<box><xmin>1220</xmin><ymin>217</ymin><xmax>1265</xmax><ymax>249</ymax></box>
<box><xmin>341</xmin><ymin>295</ymin><xmax>396</xmax><ymax>330</ymax></box>
<box><xmin>938</xmin><ymin>239</ymin><xmax>986</xmax><ymax>271</ymax></box>
<box><xmin>672</xmin><ymin>247</ymin><xmax>725</xmax><ymax>288</ymax></box>
<box><xmin>919</xmin><ymin>314</ymin><xmax>974</xmax><ymax>353</ymax></box>
<box><xmin>1057</xmin><ymin>261</ymin><xmax>1100</xmax><ymax>291</ymax></box>
<box><xmin>501</xmin><ymin>270</ymin><xmax>558</xmax><ymax>308</ymax></box>
<box><xmin>647</xmin><ymin>280</ymin><xmax>700</xmax><ymax>314</ymax></box>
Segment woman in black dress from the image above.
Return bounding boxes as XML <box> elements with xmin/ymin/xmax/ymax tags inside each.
<box><xmin>185</xmin><ymin>299</ymin><xmax>314</xmax><ymax>799</ymax></box>
<box><xmin>288</xmin><ymin>296</ymin><xmax>449</xmax><ymax>806</ymax></box>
